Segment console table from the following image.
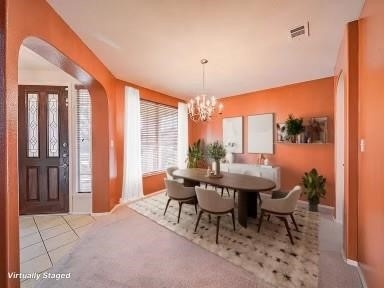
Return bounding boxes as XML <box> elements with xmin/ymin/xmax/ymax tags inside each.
<box><xmin>221</xmin><ymin>163</ymin><xmax>281</xmax><ymax>191</ymax></box>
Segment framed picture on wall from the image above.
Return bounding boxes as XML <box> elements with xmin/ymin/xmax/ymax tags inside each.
<box><xmin>308</xmin><ymin>117</ymin><xmax>328</xmax><ymax>143</ymax></box>
<box><xmin>276</xmin><ymin>122</ymin><xmax>287</xmax><ymax>142</ymax></box>
<box><xmin>222</xmin><ymin>116</ymin><xmax>243</xmax><ymax>153</ymax></box>
<box><xmin>247</xmin><ymin>113</ymin><xmax>274</xmax><ymax>154</ymax></box>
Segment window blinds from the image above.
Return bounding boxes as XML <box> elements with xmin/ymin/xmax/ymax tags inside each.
<box><xmin>140</xmin><ymin>100</ymin><xmax>178</xmax><ymax>174</ymax></box>
<box><xmin>76</xmin><ymin>89</ymin><xmax>92</xmax><ymax>192</ymax></box>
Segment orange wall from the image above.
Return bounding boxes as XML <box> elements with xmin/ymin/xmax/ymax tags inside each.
<box><xmin>189</xmin><ymin>77</ymin><xmax>335</xmax><ymax>206</ymax></box>
<box><xmin>334</xmin><ymin>21</ymin><xmax>359</xmax><ymax>261</ymax></box>
<box><xmin>357</xmin><ymin>1</ymin><xmax>384</xmax><ymax>287</ymax></box>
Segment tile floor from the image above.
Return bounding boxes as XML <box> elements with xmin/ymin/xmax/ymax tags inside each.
<box><xmin>19</xmin><ymin>214</ymin><xmax>96</xmax><ymax>288</ymax></box>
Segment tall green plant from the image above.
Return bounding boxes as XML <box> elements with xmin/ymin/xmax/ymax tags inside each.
<box><xmin>186</xmin><ymin>139</ymin><xmax>204</xmax><ymax>168</ymax></box>
<box><xmin>302</xmin><ymin>168</ymin><xmax>326</xmax><ymax>211</ymax></box>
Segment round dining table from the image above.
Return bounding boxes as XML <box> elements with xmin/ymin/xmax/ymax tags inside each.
<box><xmin>172</xmin><ymin>168</ymin><xmax>276</xmax><ymax>228</ymax></box>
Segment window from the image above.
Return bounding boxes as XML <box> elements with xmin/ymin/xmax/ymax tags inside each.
<box><xmin>140</xmin><ymin>100</ymin><xmax>178</xmax><ymax>175</ymax></box>
<box><xmin>75</xmin><ymin>88</ymin><xmax>92</xmax><ymax>192</ymax></box>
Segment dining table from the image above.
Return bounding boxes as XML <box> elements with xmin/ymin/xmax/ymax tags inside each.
<box><xmin>172</xmin><ymin>168</ymin><xmax>276</xmax><ymax>228</ymax></box>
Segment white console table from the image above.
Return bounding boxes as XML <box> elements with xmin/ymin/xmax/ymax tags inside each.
<box><xmin>221</xmin><ymin>163</ymin><xmax>281</xmax><ymax>191</ymax></box>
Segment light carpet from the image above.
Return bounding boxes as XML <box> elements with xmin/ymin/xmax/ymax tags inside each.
<box><xmin>129</xmin><ymin>192</ymin><xmax>320</xmax><ymax>288</ymax></box>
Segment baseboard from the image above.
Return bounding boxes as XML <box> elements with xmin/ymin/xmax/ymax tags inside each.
<box><xmin>296</xmin><ymin>199</ymin><xmax>334</xmax><ymax>214</ymax></box>
<box><xmin>357</xmin><ymin>265</ymin><xmax>368</xmax><ymax>288</ymax></box>
<box><xmin>341</xmin><ymin>248</ymin><xmax>358</xmax><ymax>267</ymax></box>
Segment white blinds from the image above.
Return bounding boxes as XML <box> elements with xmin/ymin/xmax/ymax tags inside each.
<box><xmin>76</xmin><ymin>89</ymin><xmax>92</xmax><ymax>193</ymax></box>
<box><xmin>140</xmin><ymin>100</ymin><xmax>178</xmax><ymax>174</ymax></box>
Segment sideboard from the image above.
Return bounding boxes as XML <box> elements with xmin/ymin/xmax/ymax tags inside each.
<box><xmin>221</xmin><ymin>163</ymin><xmax>281</xmax><ymax>191</ymax></box>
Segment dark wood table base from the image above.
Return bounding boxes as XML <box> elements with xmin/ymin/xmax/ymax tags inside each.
<box><xmin>238</xmin><ymin>190</ymin><xmax>259</xmax><ymax>228</ymax></box>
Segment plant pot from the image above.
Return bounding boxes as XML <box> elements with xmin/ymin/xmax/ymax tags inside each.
<box><xmin>215</xmin><ymin>160</ymin><xmax>221</xmax><ymax>175</ymax></box>
<box><xmin>309</xmin><ymin>203</ymin><xmax>319</xmax><ymax>212</ymax></box>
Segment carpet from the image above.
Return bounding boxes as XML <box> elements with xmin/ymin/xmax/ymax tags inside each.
<box><xmin>129</xmin><ymin>192</ymin><xmax>320</xmax><ymax>288</ymax></box>
<box><xmin>37</xmin><ymin>205</ymin><xmax>273</xmax><ymax>288</ymax></box>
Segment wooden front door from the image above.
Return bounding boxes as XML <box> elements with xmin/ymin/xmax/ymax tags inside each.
<box><xmin>18</xmin><ymin>85</ymin><xmax>69</xmax><ymax>214</ymax></box>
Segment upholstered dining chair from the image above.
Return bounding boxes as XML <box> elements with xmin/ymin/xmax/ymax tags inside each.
<box><xmin>257</xmin><ymin>185</ymin><xmax>302</xmax><ymax>244</ymax></box>
<box><xmin>194</xmin><ymin>187</ymin><xmax>235</xmax><ymax>244</ymax></box>
<box><xmin>164</xmin><ymin>179</ymin><xmax>197</xmax><ymax>223</ymax></box>
<box><xmin>166</xmin><ymin>166</ymin><xmax>184</xmax><ymax>183</ymax></box>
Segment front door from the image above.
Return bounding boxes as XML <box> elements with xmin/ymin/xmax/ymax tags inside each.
<box><xmin>18</xmin><ymin>85</ymin><xmax>69</xmax><ymax>214</ymax></box>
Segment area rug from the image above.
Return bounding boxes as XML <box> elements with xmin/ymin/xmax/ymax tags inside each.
<box><xmin>129</xmin><ymin>192</ymin><xmax>320</xmax><ymax>288</ymax></box>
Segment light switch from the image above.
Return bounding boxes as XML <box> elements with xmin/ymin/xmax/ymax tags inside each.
<box><xmin>360</xmin><ymin>139</ymin><xmax>365</xmax><ymax>152</ymax></box>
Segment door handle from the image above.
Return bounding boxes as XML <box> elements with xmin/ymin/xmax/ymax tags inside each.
<box><xmin>60</xmin><ymin>163</ymin><xmax>68</xmax><ymax>169</ymax></box>
<box><xmin>62</xmin><ymin>153</ymin><xmax>68</xmax><ymax>158</ymax></box>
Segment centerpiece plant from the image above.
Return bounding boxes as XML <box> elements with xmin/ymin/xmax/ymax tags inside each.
<box><xmin>206</xmin><ymin>141</ymin><xmax>226</xmax><ymax>175</ymax></box>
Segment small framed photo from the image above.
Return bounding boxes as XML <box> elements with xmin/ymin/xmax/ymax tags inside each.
<box><xmin>276</xmin><ymin>122</ymin><xmax>287</xmax><ymax>142</ymax></box>
<box><xmin>308</xmin><ymin>117</ymin><xmax>328</xmax><ymax>143</ymax></box>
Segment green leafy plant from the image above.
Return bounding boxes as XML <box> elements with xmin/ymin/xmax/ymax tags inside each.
<box><xmin>206</xmin><ymin>141</ymin><xmax>226</xmax><ymax>161</ymax></box>
<box><xmin>302</xmin><ymin>168</ymin><xmax>327</xmax><ymax>212</ymax></box>
<box><xmin>186</xmin><ymin>139</ymin><xmax>204</xmax><ymax>168</ymax></box>
<box><xmin>285</xmin><ymin>114</ymin><xmax>305</xmax><ymax>139</ymax></box>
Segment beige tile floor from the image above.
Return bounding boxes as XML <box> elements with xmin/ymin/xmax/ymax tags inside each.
<box><xmin>19</xmin><ymin>214</ymin><xmax>96</xmax><ymax>288</ymax></box>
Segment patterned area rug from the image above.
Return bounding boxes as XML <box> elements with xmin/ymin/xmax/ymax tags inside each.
<box><xmin>129</xmin><ymin>191</ymin><xmax>319</xmax><ymax>288</ymax></box>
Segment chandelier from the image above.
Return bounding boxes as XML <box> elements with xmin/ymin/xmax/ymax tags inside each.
<box><xmin>188</xmin><ymin>59</ymin><xmax>223</xmax><ymax>122</ymax></box>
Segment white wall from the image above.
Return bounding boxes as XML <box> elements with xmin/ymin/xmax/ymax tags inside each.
<box><xmin>18</xmin><ymin>68</ymin><xmax>92</xmax><ymax>214</ymax></box>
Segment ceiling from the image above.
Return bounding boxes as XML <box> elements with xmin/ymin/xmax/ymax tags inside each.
<box><xmin>47</xmin><ymin>0</ymin><xmax>364</xmax><ymax>99</ymax></box>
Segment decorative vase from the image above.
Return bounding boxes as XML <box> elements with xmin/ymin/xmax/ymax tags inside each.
<box><xmin>215</xmin><ymin>160</ymin><xmax>221</xmax><ymax>175</ymax></box>
<box><xmin>225</xmin><ymin>151</ymin><xmax>234</xmax><ymax>164</ymax></box>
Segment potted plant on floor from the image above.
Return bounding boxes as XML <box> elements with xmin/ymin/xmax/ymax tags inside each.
<box><xmin>302</xmin><ymin>168</ymin><xmax>326</xmax><ymax>212</ymax></box>
<box><xmin>285</xmin><ymin>114</ymin><xmax>305</xmax><ymax>143</ymax></box>
<box><xmin>206</xmin><ymin>141</ymin><xmax>226</xmax><ymax>175</ymax></box>
<box><xmin>186</xmin><ymin>139</ymin><xmax>204</xmax><ymax>168</ymax></box>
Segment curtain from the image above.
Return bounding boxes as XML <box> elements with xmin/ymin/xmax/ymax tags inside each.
<box><xmin>122</xmin><ymin>87</ymin><xmax>143</xmax><ymax>202</ymax></box>
<box><xmin>177</xmin><ymin>102</ymin><xmax>188</xmax><ymax>169</ymax></box>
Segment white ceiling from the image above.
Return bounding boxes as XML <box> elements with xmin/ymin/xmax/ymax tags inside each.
<box><xmin>47</xmin><ymin>0</ymin><xmax>364</xmax><ymax>99</ymax></box>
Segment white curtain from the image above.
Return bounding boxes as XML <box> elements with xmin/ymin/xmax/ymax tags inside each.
<box><xmin>122</xmin><ymin>87</ymin><xmax>143</xmax><ymax>202</ymax></box>
<box><xmin>177</xmin><ymin>102</ymin><xmax>189</xmax><ymax>169</ymax></box>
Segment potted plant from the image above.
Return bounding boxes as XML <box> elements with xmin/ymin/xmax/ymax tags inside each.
<box><xmin>186</xmin><ymin>139</ymin><xmax>204</xmax><ymax>168</ymax></box>
<box><xmin>285</xmin><ymin>114</ymin><xmax>305</xmax><ymax>143</ymax></box>
<box><xmin>206</xmin><ymin>141</ymin><xmax>226</xmax><ymax>175</ymax></box>
<box><xmin>302</xmin><ymin>168</ymin><xmax>326</xmax><ymax>212</ymax></box>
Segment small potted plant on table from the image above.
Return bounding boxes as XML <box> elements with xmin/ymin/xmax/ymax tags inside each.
<box><xmin>302</xmin><ymin>168</ymin><xmax>327</xmax><ymax>212</ymax></box>
<box><xmin>206</xmin><ymin>141</ymin><xmax>226</xmax><ymax>176</ymax></box>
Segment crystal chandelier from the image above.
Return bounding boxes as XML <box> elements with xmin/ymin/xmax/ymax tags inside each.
<box><xmin>188</xmin><ymin>59</ymin><xmax>223</xmax><ymax>122</ymax></box>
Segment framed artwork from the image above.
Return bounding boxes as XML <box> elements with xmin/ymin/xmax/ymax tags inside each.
<box><xmin>308</xmin><ymin>117</ymin><xmax>328</xmax><ymax>143</ymax></box>
<box><xmin>222</xmin><ymin>116</ymin><xmax>243</xmax><ymax>153</ymax></box>
<box><xmin>276</xmin><ymin>123</ymin><xmax>287</xmax><ymax>142</ymax></box>
<box><xmin>247</xmin><ymin>113</ymin><xmax>274</xmax><ymax>154</ymax></box>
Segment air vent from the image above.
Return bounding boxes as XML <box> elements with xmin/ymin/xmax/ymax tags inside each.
<box><xmin>290</xmin><ymin>22</ymin><xmax>310</xmax><ymax>39</ymax></box>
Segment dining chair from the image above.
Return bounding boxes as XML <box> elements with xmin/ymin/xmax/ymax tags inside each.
<box><xmin>166</xmin><ymin>166</ymin><xmax>183</xmax><ymax>183</ymax></box>
<box><xmin>257</xmin><ymin>185</ymin><xmax>302</xmax><ymax>244</ymax></box>
<box><xmin>194</xmin><ymin>186</ymin><xmax>235</xmax><ymax>244</ymax></box>
<box><xmin>164</xmin><ymin>179</ymin><xmax>197</xmax><ymax>223</ymax></box>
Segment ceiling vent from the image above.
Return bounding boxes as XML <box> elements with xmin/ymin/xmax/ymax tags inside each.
<box><xmin>290</xmin><ymin>22</ymin><xmax>310</xmax><ymax>40</ymax></box>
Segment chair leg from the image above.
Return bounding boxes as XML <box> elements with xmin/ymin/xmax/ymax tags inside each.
<box><xmin>226</xmin><ymin>188</ymin><xmax>231</xmax><ymax>197</ymax></box>
<box><xmin>221</xmin><ymin>187</ymin><xmax>224</xmax><ymax>197</ymax></box>
<box><xmin>282</xmin><ymin>217</ymin><xmax>294</xmax><ymax>245</ymax></box>
<box><xmin>267</xmin><ymin>214</ymin><xmax>271</xmax><ymax>221</ymax></box>
<box><xmin>216</xmin><ymin>216</ymin><xmax>221</xmax><ymax>244</ymax></box>
<box><xmin>290</xmin><ymin>214</ymin><xmax>299</xmax><ymax>232</ymax></box>
<box><xmin>258</xmin><ymin>210</ymin><xmax>265</xmax><ymax>232</ymax></box>
<box><xmin>205</xmin><ymin>183</ymin><xmax>208</xmax><ymax>189</ymax></box>
<box><xmin>257</xmin><ymin>193</ymin><xmax>262</xmax><ymax>205</ymax></box>
<box><xmin>177</xmin><ymin>202</ymin><xmax>183</xmax><ymax>223</ymax></box>
<box><xmin>164</xmin><ymin>198</ymin><xmax>171</xmax><ymax>216</ymax></box>
<box><xmin>194</xmin><ymin>210</ymin><xmax>203</xmax><ymax>232</ymax></box>
<box><xmin>208</xmin><ymin>213</ymin><xmax>211</xmax><ymax>223</ymax></box>
<box><xmin>231</xmin><ymin>210</ymin><xmax>236</xmax><ymax>231</ymax></box>
<box><xmin>194</xmin><ymin>202</ymin><xmax>198</xmax><ymax>214</ymax></box>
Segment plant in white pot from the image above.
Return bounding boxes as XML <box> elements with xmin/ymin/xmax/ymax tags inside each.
<box><xmin>206</xmin><ymin>141</ymin><xmax>226</xmax><ymax>175</ymax></box>
<box><xmin>302</xmin><ymin>168</ymin><xmax>327</xmax><ymax>212</ymax></box>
